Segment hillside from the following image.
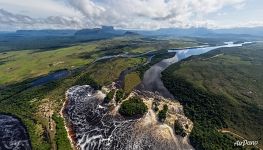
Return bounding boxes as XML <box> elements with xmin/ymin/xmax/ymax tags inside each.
<box><xmin>162</xmin><ymin>43</ymin><xmax>263</xmax><ymax>149</ymax></box>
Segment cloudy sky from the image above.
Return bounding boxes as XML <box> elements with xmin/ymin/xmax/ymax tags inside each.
<box><xmin>0</xmin><ymin>0</ymin><xmax>263</xmax><ymax>30</ymax></box>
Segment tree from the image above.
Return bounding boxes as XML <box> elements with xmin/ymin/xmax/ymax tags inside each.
<box><xmin>119</xmin><ymin>97</ymin><xmax>147</xmax><ymax>117</ymax></box>
<box><xmin>174</xmin><ymin>121</ymin><xmax>185</xmax><ymax>137</ymax></box>
<box><xmin>152</xmin><ymin>101</ymin><xmax>159</xmax><ymax>112</ymax></box>
<box><xmin>115</xmin><ymin>89</ymin><xmax>124</xmax><ymax>103</ymax></box>
<box><xmin>158</xmin><ymin>104</ymin><xmax>168</xmax><ymax>122</ymax></box>
<box><xmin>104</xmin><ymin>89</ymin><xmax>115</xmax><ymax>103</ymax></box>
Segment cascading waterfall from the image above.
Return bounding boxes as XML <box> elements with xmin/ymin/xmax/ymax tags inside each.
<box><xmin>63</xmin><ymin>85</ymin><xmax>193</xmax><ymax>150</ymax></box>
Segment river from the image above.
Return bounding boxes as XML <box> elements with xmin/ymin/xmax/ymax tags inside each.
<box><xmin>136</xmin><ymin>41</ymin><xmax>253</xmax><ymax>99</ymax></box>
<box><xmin>29</xmin><ymin>42</ymin><xmax>252</xmax><ymax>88</ymax></box>
<box><xmin>29</xmin><ymin>50</ymin><xmax>157</xmax><ymax>87</ymax></box>
<box><xmin>63</xmin><ymin>42</ymin><xmax>254</xmax><ymax>150</ymax></box>
<box><xmin>2</xmin><ymin>41</ymin><xmax>252</xmax><ymax>150</ymax></box>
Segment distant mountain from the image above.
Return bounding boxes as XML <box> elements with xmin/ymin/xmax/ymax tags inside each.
<box><xmin>16</xmin><ymin>29</ymin><xmax>77</xmax><ymax>36</ymax></box>
<box><xmin>157</xmin><ymin>27</ymin><xmax>213</xmax><ymax>36</ymax></box>
<box><xmin>75</xmin><ymin>26</ymin><xmax>125</xmax><ymax>36</ymax></box>
<box><xmin>0</xmin><ymin>26</ymin><xmax>130</xmax><ymax>51</ymax></box>
<box><xmin>1</xmin><ymin>26</ymin><xmax>262</xmax><ymax>52</ymax></box>
<box><xmin>0</xmin><ymin>31</ymin><xmax>13</xmax><ymax>34</ymax></box>
<box><xmin>135</xmin><ymin>26</ymin><xmax>263</xmax><ymax>38</ymax></box>
<box><xmin>213</xmin><ymin>27</ymin><xmax>263</xmax><ymax>36</ymax></box>
<box><xmin>123</xmin><ymin>31</ymin><xmax>140</xmax><ymax>36</ymax></box>
<box><xmin>7</xmin><ymin>26</ymin><xmax>263</xmax><ymax>38</ymax></box>
<box><xmin>136</xmin><ymin>27</ymin><xmax>214</xmax><ymax>37</ymax></box>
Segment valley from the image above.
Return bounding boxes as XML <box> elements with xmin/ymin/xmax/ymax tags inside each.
<box><xmin>0</xmin><ymin>36</ymin><xmax>201</xmax><ymax>150</ymax></box>
<box><xmin>1</xmin><ymin>1</ymin><xmax>263</xmax><ymax>149</ymax></box>
<box><xmin>0</xmin><ymin>33</ymin><xmax>262</xmax><ymax>150</ymax></box>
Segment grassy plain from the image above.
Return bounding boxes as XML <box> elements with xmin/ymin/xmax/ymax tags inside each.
<box><xmin>0</xmin><ymin>56</ymin><xmax>146</xmax><ymax>149</ymax></box>
<box><xmin>0</xmin><ymin>36</ymin><xmax>197</xmax><ymax>84</ymax></box>
<box><xmin>0</xmin><ymin>44</ymin><xmax>96</xmax><ymax>84</ymax></box>
<box><xmin>124</xmin><ymin>72</ymin><xmax>141</xmax><ymax>93</ymax></box>
<box><xmin>0</xmin><ymin>36</ymin><xmax>200</xmax><ymax>149</ymax></box>
<box><xmin>88</xmin><ymin>57</ymin><xmax>146</xmax><ymax>85</ymax></box>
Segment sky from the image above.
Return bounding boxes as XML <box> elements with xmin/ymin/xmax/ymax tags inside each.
<box><xmin>0</xmin><ymin>0</ymin><xmax>263</xmax><ymax>30</ymax></box>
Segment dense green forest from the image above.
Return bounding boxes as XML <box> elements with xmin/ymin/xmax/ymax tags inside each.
<box><xmin>162</xmin><ymin>43</ymin><xmax>263</xmax><ymax>149</ymax></box>
<box><xmin>119</xmin><ymin>97</ymin><xmax>148</xmax><ymax>117</ymax></box>
<box><xmin>52</xmin><ymin>114</ymin><xmax>71</xmax><ymax>150</ymax></box>
<box><xmin>104</xmin><ymin>89</ymin><xmax>115</xmax><ymax>103</ymax></box>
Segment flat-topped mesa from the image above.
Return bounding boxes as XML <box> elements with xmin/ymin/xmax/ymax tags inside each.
<box><xmin>63</xmin><ymin>85</ymin><xmax>194</xmax><ymax>150</ymax></box>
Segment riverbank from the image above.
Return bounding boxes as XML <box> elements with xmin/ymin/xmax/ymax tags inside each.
<box><xmin>61</xmin><ymin>41</ymin><xmax>252</xmax><ymax>149</ymax></box>
<box><xmin>161</xmin><ymin>42</ymin><xmax>263</xmax><ymax>149</ymax></box>
<box><xmin>60</xmin><ymin>94</ymin><xmax>77</xmax><ymax>150</ymax></box>
<box><xmin>0</xmin><ymin>37</ymin><xmax>205</xmax><ymax>149</ymax></box>
<box><xmin>62</xmin><ymin>84</ymin><xmax>194</xmax><ymax>150</ymax></box>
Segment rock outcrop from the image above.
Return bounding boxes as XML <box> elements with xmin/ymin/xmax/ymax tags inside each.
<box><xmin>63</xmin><ymin>85</ymin><xmax>193</xmax><ymax>150</ymax></box>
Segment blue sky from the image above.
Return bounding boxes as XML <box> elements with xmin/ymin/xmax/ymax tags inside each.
<box><xmin>206</xmin><ymin>0</ymin><xmax>263</xmax><ymax>27</ymax></box>
<box><xmin>0</xmin><ymin>0</ymin><xmax>263</xmax><ymax>30</ymax></box>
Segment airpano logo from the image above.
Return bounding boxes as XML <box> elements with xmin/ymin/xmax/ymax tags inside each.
<box><xmin>234</xmin><ymin>140</ymin><xmax>258</xmax><ymax>147</ymax></box>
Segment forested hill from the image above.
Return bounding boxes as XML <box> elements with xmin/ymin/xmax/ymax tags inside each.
<box><xmin>162</xmin><ymin>43</ymin><xmax>263</xmax><ymax>149</ymax></box>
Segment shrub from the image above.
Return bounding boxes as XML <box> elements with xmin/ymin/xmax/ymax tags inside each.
<box><xmin>152</xmin><ymin>101</ymin><xmax>159</xmax><ymax>112</ymax></box>
<box><xmin>115</xmin><ymin>89</ymin><xmax>124</xmax><ymax>103</ymax></box>
<box><xmin>74</xmin><ymin>73</ymin><xmax>100</xmax><ymax>90</ymax></box>
<box><xmin>174</xmin><ymin>121</ymin><xmax>186</xmax><ymax>137</ymax></box>
<box><xmin>158</xmin><ymin>104</ymin><xmax>168</xmax><ymax>122</ymax></box>
<box><xmin>104</xmin><ymin>89</ymin><xmax>115</xmax><ymax>103</ymax></box>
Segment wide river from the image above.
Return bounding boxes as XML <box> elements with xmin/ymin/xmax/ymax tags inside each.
<box><xmin>136</xmin><ymin>41</ymin><xmax>253</xmax><ymax>99</ymax></box>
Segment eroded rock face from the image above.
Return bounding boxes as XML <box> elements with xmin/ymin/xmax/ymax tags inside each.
<box><xmin>0</xmin><ymin>115</ymin><xmax>31</xmax><ymax>150</ymax></box>
<box><xmin>63</xmin><ymin>85</ymin><xmax>193</xmax><ymax>150</ymax></box>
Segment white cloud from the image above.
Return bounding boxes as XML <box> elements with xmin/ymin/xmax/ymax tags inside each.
<box><xmin>0</xmin><ymin>9</ymin><xmax>84</xmax><ymax>30</ymax></box>
<box><xmin>0</xmin><ymin>0</ymin><xmax>80</xmax><ymax>17</ymax></box>
<box><xmin>64</xmin><ymin>0</ymin><xmax>247</xmax><ymax>29</ymax></box>
<box><xmin>67</xmin><ymin>0</ymin><xmax>104</xmax><ymax>18</ymax></box>
<box><xmin>0</xmin><ymin>0</ymin><xmax>256</xmax><ymax>30</ymax></box>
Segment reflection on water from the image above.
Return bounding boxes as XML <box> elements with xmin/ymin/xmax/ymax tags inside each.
<box><xmin>30</xmin><ymin>70</ymin><xmax>70</xmax><ymax>87</ymax></box>
<box><xmin>173</xmin><ymin>42</ymin><xmax>253</xmax><ymax>61</ymax></box>
<box><xmin>138</xmin><ymin>41</ymin><xmax>253</xmax><ymax>99</ymax></box>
